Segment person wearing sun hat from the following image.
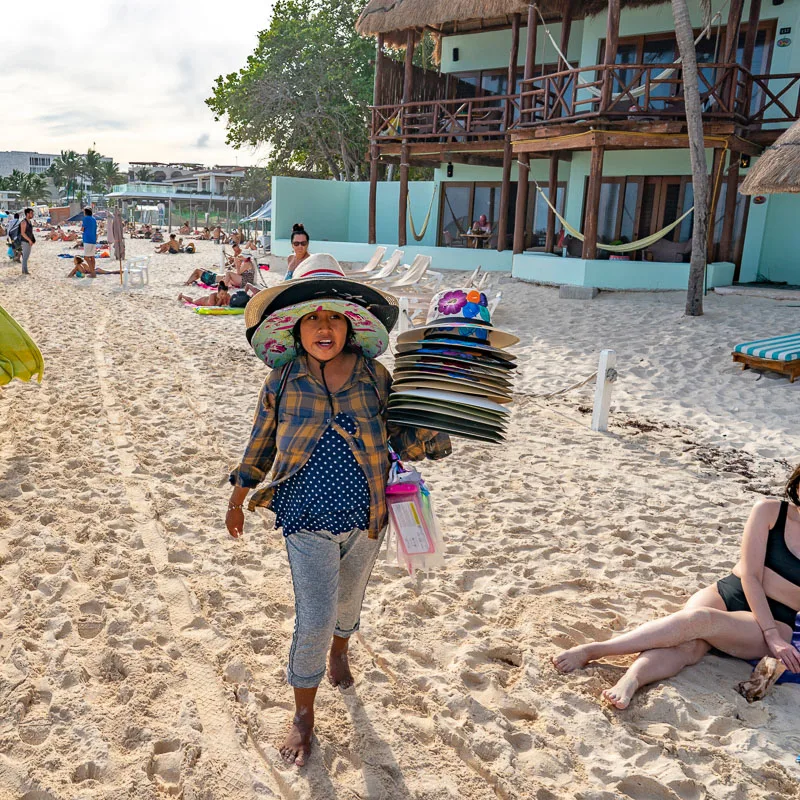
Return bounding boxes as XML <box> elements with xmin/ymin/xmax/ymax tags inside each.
<box><xmin>227</xmin><ymin>253</ymin><xmax>452</xmax><ymax>767</ymax></box>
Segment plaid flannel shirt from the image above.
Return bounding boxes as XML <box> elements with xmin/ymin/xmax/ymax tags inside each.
<box><xmin>229</xmin><ymin>355</ymin><xmax>452</xmax><ymax>538</ymax></box>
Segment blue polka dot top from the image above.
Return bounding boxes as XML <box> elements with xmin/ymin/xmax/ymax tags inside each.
<box><xmin>271</xmin><ymin>413</ymin><xmax>371</xmax><ymax>537</ymax></box>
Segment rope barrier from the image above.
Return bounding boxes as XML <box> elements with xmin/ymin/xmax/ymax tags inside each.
<box><xmin>514</xmin><ymin>370</ymin><xmax>599</xmax><ymax>400</ymax></box>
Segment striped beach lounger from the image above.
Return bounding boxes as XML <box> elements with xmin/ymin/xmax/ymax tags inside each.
<box><xmin>732</xmin><ymin>332</ymin><xmax>800</xmax><ymax>383</ymax></box>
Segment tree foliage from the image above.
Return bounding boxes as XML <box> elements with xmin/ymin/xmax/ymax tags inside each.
<box><xmin>0</xmin><ymin>170</ymin><xmax>50</xmax><ymax>204</ymax></box>
<box><xmin>207</xmin><ymin>0</ymin><xmax>375</xmax><ymax>181</ymax></box>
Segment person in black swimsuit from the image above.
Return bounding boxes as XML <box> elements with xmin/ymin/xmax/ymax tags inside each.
<box><xmin>553</xmin><ymin>464</ymin><xmax>800</xmax><ymax>709</ymax></box>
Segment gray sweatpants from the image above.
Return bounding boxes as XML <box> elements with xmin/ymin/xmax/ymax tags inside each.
<box><xmin>285</xmin><ymin>527</ymin><xmax>385</xmax><ymax>688</ymax></box>
<box><xmin>21</xmin><ymin>242</ymin><xmax>32</xmax><ymax>274</ymax></box>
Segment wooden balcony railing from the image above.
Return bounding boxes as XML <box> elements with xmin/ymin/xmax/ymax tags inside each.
<box><xmin>517</xmin><ymin>62</ymin><xmax>750</xmax><ymax>125</ymax></box>
<box><xmin>369</xmin><ymin>63</ymin><xmax>800</xmax><ymax>144</ymax></box>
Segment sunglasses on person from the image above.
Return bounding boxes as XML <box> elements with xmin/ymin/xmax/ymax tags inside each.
<box><xmin>291</xmin><ymin>240</ymin><xmax>308</xmax><ymax>246</ymax></box>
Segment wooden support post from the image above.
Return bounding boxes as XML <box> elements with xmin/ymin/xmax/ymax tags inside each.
<box><xmin>581</xmin><ymin>145</ymin><xmax>605</xmax><ymax>260</ymax></box>
<box><xmin>513</xmin><ymin>155</ymin><xmax>529</xmax><ymax>254</ymax></box>
<box><xmin>723</xmin><ymin>0</ymin><xmax>745</xmax><ymax>62</ymax></box>
<box><xmin>545</xmin><ymin>154</ymin><xmax>559</xmax><ymax>253</ymax></box>
<box><xmin>398</xmin><ymin>29</ymin><xmax>415</xmax><ymax>248</ymax></box>
<box><xmin>707</xmin><ymin>147</ymin><xmax>724</xmax><ymax>262</ymax></box>
<box><xmin>524</xmin><ymin>4</ymin><xmax>538</xmax><ymax>89</ymax></box>
<box><xmin>720</xmin><ymin>150</ymin><xmax>740</xmax><ymax>263</ymax></box>
<box><xmin>741</xmin><ymin>0</ymin><xmax>762</xmax><ymax>72</ymax></box>
<box><xmin>559</xmin><ymin>0</ymin><xmax>574</xmax><ymax>69</ymax></box>
<box><xmin>591</xmin><ymin>350</ymin><xmax>617</xmax><ymax>433</ymax></box>
<box><xmin>497</xmin><ymin>14</ymin><xmax>521</xmax><ymax>254</ymax></box>
<box><xmin>369</xmin><ymin>34</ymin><xmax>384</xmax><ymax>245</ymax></box>
<box><xmin>600</xmin><ymin>0</ymin><xmax>620</xmax><ymax>112</ymax></box>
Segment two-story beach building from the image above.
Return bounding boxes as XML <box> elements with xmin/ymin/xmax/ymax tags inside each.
<box><xmin>269</xmin><ymin>0</ymin><xmax>800</xmax><ymax>289</ymax></box>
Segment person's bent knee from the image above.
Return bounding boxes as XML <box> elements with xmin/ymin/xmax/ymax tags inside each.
<box><xmin>676</xmin><ymin>638</ymin><xmax>708</xmax><ymax>664</ymax></box>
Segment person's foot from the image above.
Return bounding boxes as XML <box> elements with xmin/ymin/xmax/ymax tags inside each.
<box><xmin>552</xmin><ymin>645</ymin><xmax>594</xmax><ymax>674</ymax></box>
<box><xmin>280</xmin><ymin>714</ymin><xmax>313</xmax><ymax>767</ymax></box>
<box><xmin>328</xmin><ymin>641</ymin><xmax>354</xmax><ymax>689</ymax></box>
<box><xmin>602</xmin><ymin>674</ymin><xmax>639</xmax><ymax>710</ymax></box>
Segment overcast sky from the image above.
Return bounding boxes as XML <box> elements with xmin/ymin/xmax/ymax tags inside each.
<box><xmin>2</xmin><ymin>0</ymin><xmax>275</xmax><ymax>168</ymax></box>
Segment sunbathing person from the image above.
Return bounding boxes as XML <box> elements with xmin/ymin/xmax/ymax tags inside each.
<box><xmin>183</xmin><ymin>266</ymin><xmax>219</xmax><ymax>286</ymax></box>
<box><xmin>179</xmin><ymin>221</ymin><xmax>191</xmax><ymax>235</ymax></box>
<box><xmin>62</xmin><ymin>229</ymin><xmax>78</xmax><ymax>241</ymax></box>
<box><xmin>178</xmin><ymin>281</ymin><xmax>231</xmax><ymax>307</ymax></box>
<box><xmin>155</xmin><ymin>234</ymin><xmax>182</xmax><ymax>254</ymax></box>
<box><xmin>194</xmin><ymin>227</ymin><xmax>212</xmax><ymax>240</ymax></box>
<box><xmin>66</xmin><ymin>255</ymin><xmax>121</xmax><ymax>278</ymax></box>
<box><xmin>222</xmin><ymin>253</ymin><xmax>255</xmax><ymax>289</ymax></box>
<box><xmin>211</xmin><ymin>226</ymin><xmax>227</xmax><ymax>244</ymax></box>
<box><xmin>553</xmin><ymin>464</ymin><xmax>800</xmax><ymax>709</ymax></box>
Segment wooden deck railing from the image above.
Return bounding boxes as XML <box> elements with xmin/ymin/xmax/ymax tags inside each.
<box><xmin>369</xmin><ymin>63</ymin><xmax>800</xmax><ymax>143</ymax></box>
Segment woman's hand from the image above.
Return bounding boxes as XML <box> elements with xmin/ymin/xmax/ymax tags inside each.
<box><xmin>226</xmin><ymin>507</ymin><xmax>245</xmax><ymax>539</ymax></box>
<box><xmin>765</xmin><ymin>629</ymin><xmax>800</xmax><ymax>672</ymax></box>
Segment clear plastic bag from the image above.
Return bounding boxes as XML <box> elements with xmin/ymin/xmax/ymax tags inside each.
<box><xmin>384</xmin><ymin>458</ymin><xmax>445</xmax><ymax>575</ymax></box>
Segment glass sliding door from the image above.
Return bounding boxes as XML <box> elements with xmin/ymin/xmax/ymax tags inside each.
<box><xmin>439</xmin><ymin>183</ymin><xmax>472</xmax><ymax>247</ymax></box>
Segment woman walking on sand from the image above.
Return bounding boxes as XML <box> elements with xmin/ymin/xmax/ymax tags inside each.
<box><xmin>226</xmin><ymin>254</ymin><xmax>451</xmax><ymax>766</ymax></box>
<box><xmin>553</xmin><ymin>464</ymin><xmax>800</xmax><ymax>708</ymax></box>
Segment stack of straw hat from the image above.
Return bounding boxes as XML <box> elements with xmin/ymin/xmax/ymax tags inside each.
<box><xmin>388</xmin><ymin>288</ymin><xmax>518</xmax><ymax>443</ymax></box>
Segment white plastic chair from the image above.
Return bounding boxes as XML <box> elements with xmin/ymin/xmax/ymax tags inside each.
<box><xmin>123</xmin><ymin>255</ymin><xmax>150</xmax><ymax>288</ymax></box>
<box><xmin>348</xmin><ymin>246</ymin><xmax>387</xmax><ymax>275</ymax></box>
<box><xmin>361</xmin><ymin>249</ymin><xmax>404</xmax><ymax>283</ymax></box>
<box><xmin>384</xmin><ymin>255</ymin><xmax>431</xmax><ymax>289</ymax></box>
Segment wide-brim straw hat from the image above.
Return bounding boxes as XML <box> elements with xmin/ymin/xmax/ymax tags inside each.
<box><xmin>245</xmin><ymin>253</ymin><xmax>399</xmax><ymax>367</ymax></box>
<box><xmin>397</xmin><ymin>287</ymin><xmax>519</xmax><ymax>349</ymax></box>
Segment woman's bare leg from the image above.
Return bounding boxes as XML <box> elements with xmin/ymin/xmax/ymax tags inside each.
<box><xmin>553</xmin><ymin>585</ymin><xmax>789</xmax><ymax>706</ymax></box>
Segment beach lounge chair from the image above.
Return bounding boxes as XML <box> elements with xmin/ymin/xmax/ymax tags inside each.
<box><xmin>360</xmin><ymin>249</ymin><xmax>404</xmax><ymax>283</ymax></box>
<box><xmin>732</xmin><ymin>332</ymin><xmax>800</xmax><ymax>383</ymax></box>
<box><xmin>348</xmin><ymin>246</ymin><xmax>387</xmax><ymax>276</ymax></box>
<box><xmin>383</xmin><ymin>255</ymin><xmax>438</xmax><ymax>291</ymax></box>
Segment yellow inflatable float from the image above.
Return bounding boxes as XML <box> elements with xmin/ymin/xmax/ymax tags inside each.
<box><xmin>0</xmin><ymin>304</ymin><xmax>44</xmax><ymax>386</ymax></box>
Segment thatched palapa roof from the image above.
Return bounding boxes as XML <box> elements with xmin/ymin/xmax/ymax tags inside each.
<box><xmin>740</xmin><ymin>120</ymin><xmax>800</xmax><ymax>195</ymax></box>
<box><xmin>356</xmin><ymin>0</ymin><xmax>670</xmax><ymax>37</ymax></box>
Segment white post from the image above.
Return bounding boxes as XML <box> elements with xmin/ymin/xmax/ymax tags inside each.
<box><xmin>398</xmin><ymin>297</ymin><xmax>411</xmax><ymax>333</ymax></box>
<box><xmin>591</xmin><ymin>349</ymin><xmax>617</xmax><ymax>432</ymax></box>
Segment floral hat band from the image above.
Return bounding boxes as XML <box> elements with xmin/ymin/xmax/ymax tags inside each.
<box><xmin>396</xmin><ymin>287</ymin><xmax>519</xmax><ymax>349</ymax></box>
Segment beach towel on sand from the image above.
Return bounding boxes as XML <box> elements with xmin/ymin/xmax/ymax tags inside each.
<box><xmin>0</xmin><ymin>305</ymin><xmax>44</xmax><ymax>386</ymax></box>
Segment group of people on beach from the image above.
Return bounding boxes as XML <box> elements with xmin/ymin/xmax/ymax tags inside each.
<box><xmin>220</xmin><ymin>229</ymin><xmax>800</xmax><ymax>767</ymax></box>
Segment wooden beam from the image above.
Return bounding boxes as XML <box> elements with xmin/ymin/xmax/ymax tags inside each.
<box><xmin>559</xmin><ymin>0</ymin><xmax>574</xmax><ymax>69</ymax></box>
<box><xmin>723</xmin><ymin>0</ymin><xmax>745</xmax><ymax>64</ymax></box>
<box><xmin>399</xmin><ymin>30</ymin><xmax>415</xmax><ymax>247</ymax></box>
<box><xmin>497</xmin><ymin>142</ymin><xmax>513</xmax><ymax>252</ymax></box>
<box><xmin>513</xmin><ymin>155</ymin><xmax>529</xmax><ymax>253</ymax></box>
<box><xmin>600</xmin><ymin>0</ymin><xmax>621</xmax><ymax>111</ymax></box>
<box><xmin>545</xmin><ymin>154</ymin><xmax>559</xmax><ymax>252</ymax></box>
<box><xmin>497</xmin><ymin>14</ymin><xmax>521</xmax><ymax>253</ymax></box>
<box><xmin>720</xmin><ymin>150</ymin><xmax>740</xmax><ymax>262</ymax></box>
<box><xmin>707</xmin><ymin>147</ymin><xmax>724</xmax><ymax>262</ymax></box>
<box><xmin>524</xmin><ymin>4</ymin><xmax>538</xmax><ymax>84</ymax></box>
<box><xmin>368</xmin><ymin>145</ymin><xmax>378</xmax><ymax>244</ymax></box>
<box><xmin>741</xmin><ymin>0</ymin><xmax>762</xmax><ymax>72</ymax></box>
<box><xmin>581</xmin><ymin>145</ymin><xmax>604</xmax><ymax>260</ymax></box>
<box><xmin>373</xmin><ymin>33</ymin><xmax>384</xmax><ymax>105</ymax></box>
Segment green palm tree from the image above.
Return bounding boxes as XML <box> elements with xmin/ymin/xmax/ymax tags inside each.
<box><xmin>17</xmin><ymin>173</ymin><xmax>51</xmax><ymax>205</ymax></box>
<box><xmin>83</xmin><ymin>148</ymin><xmax>105</xmax><ymax>191</ymax></box>
<box><xmin>49</xmin><ymin>150</ymin><xmax>83</xmax><ymax>201</ymax></box>
<box><xmin>99</xmin><ymin>160</ymin><xmax>124</xmax><ymax>191</ymax></box>
<box><xmin>135</xmin><ymin>167</ymin><xmax>154</xmax><ymax>182</ymax></box>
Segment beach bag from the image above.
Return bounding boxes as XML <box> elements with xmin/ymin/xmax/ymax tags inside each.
<box><xmin>384</xmin><ymin>453</ymin><xmax>444</xmax><ymax>575</ymax></box>
<box><xmin>229</xmin><ymin>290</ymin><xmax>249</xmax><ymax>308</ymax></box>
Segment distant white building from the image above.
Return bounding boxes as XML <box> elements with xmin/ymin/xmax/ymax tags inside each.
<box><xmin>0</xmin><ymin>151</ymin><xmax>59</xmax><ymax>177</ymax></box>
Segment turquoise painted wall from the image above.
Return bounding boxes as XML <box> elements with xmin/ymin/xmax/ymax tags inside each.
<box><xmin>754</xmin><ymin>194</ymin><xmax>800</xmax><ymax>283</ymax></box>
<box><xmin>271</xmin><ymin>176</ymin><xmax>349</xmax><ymax>243</ymax></box>
<box><xmin>440</xmin><ymin>21</ymin><xmax>585</xmax><ymax>73</ymax></box>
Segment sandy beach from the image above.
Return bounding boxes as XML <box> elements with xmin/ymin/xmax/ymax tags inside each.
<box><xmin>0</xmin><ymin>237</ymin><xmax>798</xmax><ymax>799</ymax></box>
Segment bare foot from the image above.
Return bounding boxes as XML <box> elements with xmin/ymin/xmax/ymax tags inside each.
<box><xmin>552</xmin><ymin>645</ymin><xmax>593</xmax><ymax>674</ymax></box>
<box><xmin>328</xmin><ymin>640</ymin><xmax>354</xmax><ymax>689</ymax></box>
<box><xmin>280</xmin><ymin>714</ymin><xmax>313</xmax><ymax>767</ymax></box>
<box><xmin>602</xmin><ymin>675</ymin><xmax>639</xmax><ymax>710</ymax></box>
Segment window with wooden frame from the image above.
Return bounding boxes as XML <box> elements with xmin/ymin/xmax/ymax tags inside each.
<box><xmin>439</xmin><ymin>181</ymin><xmax>503</xmax><ymax>247</ymax></box>
<box><xmin>526</xmin><ymin>181</ymin><xmax>567</xmax><ymax>249</ymax></box>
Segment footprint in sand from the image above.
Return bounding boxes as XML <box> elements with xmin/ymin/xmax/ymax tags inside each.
<box><xmin>147</xmin><ymin>738</ymin><xmax>185</xmax><ymax>794</ymax></box>
<box><xmin>16</xmin><ymin>686</ymin><xmax>53</xmax><ymax>746</ymax></box>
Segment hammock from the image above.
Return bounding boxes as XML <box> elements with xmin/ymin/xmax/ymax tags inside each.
<box><xmin>408</xmin><ymin>186</ymin><xmax>437</xmax><ymax>241</ymax></box>
<box><xmin>532</xmin><ymin>181</ymin><xmax>693</xmax><ymax>253</ymax></box>
<box><xmin>533</xmin><ymin>3</ymin><xmax>722</xmax><ymax>103</ymax></box>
